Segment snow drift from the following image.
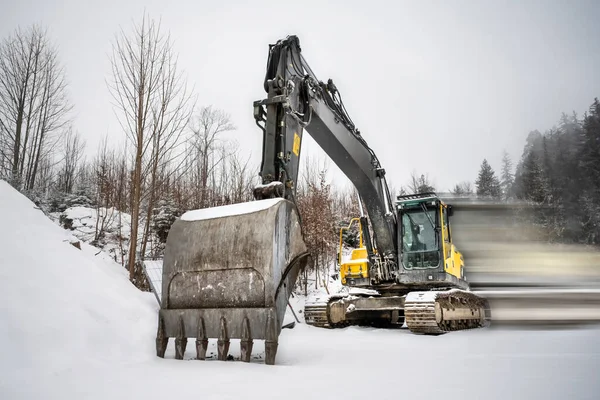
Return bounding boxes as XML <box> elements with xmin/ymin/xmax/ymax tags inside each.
<box><xmin>0</xmin><ymin>180</ymin><xmax>158</xmax><ymax>399</ymax></box>
<box><xmin>1</xmin><ymin>179</ymin><xmax>599</xmax><ymax>400</ymax></box>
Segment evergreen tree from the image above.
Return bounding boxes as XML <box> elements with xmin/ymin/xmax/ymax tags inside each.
<box><xmin>579</xmin><ymin>98</ymin><xmax>600</xmax><ymax>243</ymax></box>
<box><xmin>475</xmin><ymin>159</ymin><xmax>501</xmax><ymax>198</ymax></box>
<box><xmin>579</xmin><ymin>99</ymin><xmax>600</xmax><ymax>193</ymax></box>
<box><xmin>65</xmin><ymin>185</ymin><xmax>95</xmax><ymax>209</ymax></box>
<box><xmin>518</xmin><ymin>151</ymin><xmax>548</xmax><ymax>203</ymax></box>
<box><xmin>152</xmin><ymin>197</ymin><xmax>180</xmax><ymax>245</ymax></box>
<box><xmin>412</xmin><ymin>174</ymin><xmax>435</xmax><ymax>193</ymax></box>
<box><xmin>500</xmin><ymin>150</ymin><xmax>514</xmax><ymax>200</ymax></box>
<box><xmin>336</xmin><ymin>220</ymin><xmax>360</xmax><ymax>248</ymax></box>
<box><xmin>513</xmin><ymin>130</ymin><xmax>544</xmax><ymax>197</ymax></box>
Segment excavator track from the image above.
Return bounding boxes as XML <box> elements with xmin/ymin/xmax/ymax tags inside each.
<box><xmin>405</xmin><ymin>290</ymin><xmax>491</xmax><ymax>334</ymax></box>
<box><xmin>304</xmin><ymin>298</ymin><xmax>331</xmax><ymax>327</ymax></box>
<box><xmin>304</xmin><ymin>294</ymin><xmax>347</xmax><ymax>328</ymax></box>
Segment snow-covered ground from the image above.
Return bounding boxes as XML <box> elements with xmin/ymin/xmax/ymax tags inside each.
<box><xmin>1</xmin><ymin>179</ymin><xmax>599</xmax><ymax>400</ymax></box>
<box><xmin>51</xmin><ymin>204</ymin><xmax>132</xmax><ymax>264</ymax></box>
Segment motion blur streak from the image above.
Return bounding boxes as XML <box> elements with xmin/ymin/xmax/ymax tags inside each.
<box><xmin>442</xmin><ymin>194</ymin><xmax>600</xmax><ymax>329</ymax></box>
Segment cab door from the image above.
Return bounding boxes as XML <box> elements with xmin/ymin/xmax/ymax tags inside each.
<box><xmin>441</xmin><ymin>204</ymin><xmax>460</xmax><ymax>278</ymax></box>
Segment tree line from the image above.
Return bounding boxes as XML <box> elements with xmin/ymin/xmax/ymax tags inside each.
<box><xmin>0</xmin><ymin>17</ymin><xmax>362</xmax><ymax>290</ymax></box>
<box><xmin>446</xmin><ymin>100</ymin><xmax>600</xmax><ymax>246</ymax></box>
<box><xmin>2</xmin><ymin>17</ymin><xmax>598</xmax><ymax>293</ymax></box>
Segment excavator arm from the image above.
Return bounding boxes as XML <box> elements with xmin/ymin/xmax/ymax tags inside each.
<box><xmin>252</xmin><ymin>35</ymin><xmax>398</xmax><ymax>281</ymax></box>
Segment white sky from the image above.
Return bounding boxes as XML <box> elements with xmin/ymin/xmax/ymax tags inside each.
<box><xmin>2</xmin><ymin>0</ymin><xmax>600</xmax><ymax>192</ymax></box>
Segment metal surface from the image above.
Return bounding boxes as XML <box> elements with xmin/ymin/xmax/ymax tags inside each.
<box><xmin>304</xmin><ymin>297</ymin><xmax>332</xmax><ymax>328</ymax></box>
<box><xmin>156</xmin><ymin>198</ymin><xmax>309</xmax><ymax>364</ymax></box>
<box><xmin>404</xmin><ymin>290</ymin><xmax>490</xmax><ymax>334</ymax></box>
<box><xmin>304</xmin><ymin>293</ymin><xmax>405</xmax><ymax>328</ymax></box>
<box><xmin>253</xmin><ymin>35</ymin><xmax>397</xmax><ymax>265</ymax></box>
<box><xmin>142</xmin><ymin>259</ymin><xmax>164</xmax><ymax>306</ymax></box>
<box><xmin>303</xmin><ymin>96</ymin><xmax>397</xmax><ymax>259</ymax></box>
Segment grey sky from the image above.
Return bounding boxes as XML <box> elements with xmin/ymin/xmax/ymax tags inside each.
<box><xmin>3</xmin><ymin>0</ymin><xmax>600</xmax><ymax>192</ymax></box>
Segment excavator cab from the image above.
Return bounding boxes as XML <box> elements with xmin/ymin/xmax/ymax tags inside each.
<box><xmin>396</xmin><ymin>192</ymin><xmax>467</xmax><ymax>290</ymax></box>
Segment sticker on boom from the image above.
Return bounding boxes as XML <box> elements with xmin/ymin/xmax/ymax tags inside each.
<box><xmin>293</xmin><ymin>132</ymin><xmax>301</xmax><ymax>156</ymax></box>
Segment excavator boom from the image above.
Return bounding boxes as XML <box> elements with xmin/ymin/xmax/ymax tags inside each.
<box><xmin>253</xmin><ymin>35</ymin><xmax>398</xmax><ymax>276</ymax></box>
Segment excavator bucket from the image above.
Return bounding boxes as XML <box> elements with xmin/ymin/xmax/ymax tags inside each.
<box><xmin>155</xmin><ymin>197</ymin><xmax>309</xmax><ymax>365</ymax></box>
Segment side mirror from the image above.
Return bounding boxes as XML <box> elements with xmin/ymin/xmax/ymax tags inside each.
<box><xmin>447</xmin><ymin>205</ymin><xmax>454</xmax><ymax>217</ymax></box>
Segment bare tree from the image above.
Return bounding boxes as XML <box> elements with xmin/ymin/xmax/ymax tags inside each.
<box><xmin>296</xmin><ymin>156</ymin><xmax>336</xmax><ymax>292</ymax></box>
<box><xmin>387</xmin><ymin>183</ymin><xmax>407</xmax><ymax>200</ymax></box>
<box><xmin>107</xmin><ymin>13</ymin><xmax>195</xmax><ymax>281</ymax></box>
<box><xmin>56</xmin><ymin>126</ymin><xmax>86</xmax><ymax>194</ymax></box>
<box><xmin>0</xmin><ymin>24</ymin><xmax>72</xmax><ymax>190</ymax></box>
<box><xmin>451</xmin><ymin>181</ymin><xmax>473</xmax><ymax>195</ymax></box>
<box><xmin>188</xmin><ymin>105</ymin><xmax>236</xmax><ymax>208</ymax></box>
<box><xmin>138</xmin><ymin>45</ymin><xmax>195</xmax><ymax>260</ymax></box>
<box><xmin>226</xmin><ymin>144</ymin><xmax>258</xmax><ymax>204</ymax></box>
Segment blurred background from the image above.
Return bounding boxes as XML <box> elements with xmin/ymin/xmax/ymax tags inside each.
<box><xmin>444</xmin><ymin>194</ymin><xmax>600</xmax><ymax>328</ymax></box>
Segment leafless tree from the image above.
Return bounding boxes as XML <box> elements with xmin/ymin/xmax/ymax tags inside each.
<box><xmin>226</xmin><ymin>144</ymin><xmax>258</xmax><ymax>204</ymax></box>
<box><xmin>296</xmin><ymin>156</ymin><xmax>336</xmax><ymax>292</ymax></box>
<box><xmin>0</xmin><ymin>24</ymin><xmax>72</xmax><ymax>190</ymax></box>
<box><xmin>188</xmin><ymin>105</ymin><xmax>236</xmax><ymax>208</ymax></box>
<box><xmin>107</xmin><ymin>12</ymin><xmax>195</xmax><ymax>281</ymax></box>
<box><xmin>451</xmin><ymin>181</ymin><xmax>474</xmax><ymax>195</ymax></box>
<box><xmin>56</xmin><ymin>126</ymin><xmax>86</xmax><ymax>194</ymax></box>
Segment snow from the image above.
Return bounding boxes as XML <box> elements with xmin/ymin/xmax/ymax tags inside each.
<box><xmin>405</xmin><ymin>290</ymin><xmax>439</xmax><ymax>303</ymax></box>
<box><xmin>349</xmin><ymin>287</ymin><xmax>380</xmax><ymax>296</ymax></box>
<box><xmin>347</xmin><ymin>257</ymin><xmax>369</xmax><ymax>264</ymax></box>
<box><xmin>1</xmin><ymin>179</ymin><xmax>600</xmax><ymax>400</ymax></box>
<box><xmin>53</xmin><ymin>205</ymin><xmax>132</xmax><ymax>263</ymax></box>
<box><xmin>254</xmin><ymin>181</ymin><xmax>283</xmax><ymax>189</ymax></box>
<box><xmin>180</xmin><ymin>197</ymin><xmax>285</xmax><ymax>221</ymax></box>
<box><xmin>61</xmin><ymin>205</ymin><xmax>131</xmax><ymax>239</ymax></box>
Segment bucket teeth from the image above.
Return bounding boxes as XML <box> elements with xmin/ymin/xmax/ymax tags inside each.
<box><xmin>195</xmin><ymin>317</ymin><xmax>208</xmax><ymax>360</ymax></box>
<box><xmin>175</xmin><ymin>316</ymin><xmax>187</xmax><ymax>360</ymax></box>
<box><xmin>264</xmin><ymin>311</ymin><xmax>278</xmax><ymax>365</ymax></box>
<box><xmin>240</xmin><ymin>317</ymin><xmax>253</xmax><ymax>363</ymax></box>
<box><xmin>156</xmin><ymin>315</ymin><xmax>168</xmax><ymax>358</ymax></box>
<box><xmin>217</xmin><ymin>317</ymin><xmax>230</xmax><ymax>361</ymax></box>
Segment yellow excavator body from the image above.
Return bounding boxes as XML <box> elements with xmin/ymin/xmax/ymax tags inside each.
<box><xmin>439</xmin><ymin>201</ymin><xmax>465</xmax><ymax>281</ymax></box>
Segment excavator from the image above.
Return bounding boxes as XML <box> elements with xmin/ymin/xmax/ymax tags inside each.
<box><xmin>304</xmin><ymin>191</ymin><xmax>490</xmax><ymax>332</ymax></box>
<box><xmin>155</xmin><ymin>35</ymin><xmax>490</xmax><ymax>365</ymax></box>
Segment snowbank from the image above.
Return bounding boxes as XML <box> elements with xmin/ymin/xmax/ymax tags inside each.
<box><xmin>0</xmin><ymin>180</ymin><xmax>158</xmax><ymax>399</ymax></box>
<box><xmin>1</xmin><ymin>179</ymin><xmax>599</xmax><ymax>400</ymax></box>
<box><xmin>61</xmin><ymin>206</ymin><xmax>131</xmax><ymax>239</ymax></box>
<box><xmin>56</xmin><ymin>205</ymin><xmax>131</xmax><ymax>263</ymax></box>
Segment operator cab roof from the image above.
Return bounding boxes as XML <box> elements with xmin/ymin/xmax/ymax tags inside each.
<box><xmin>396</xmin><ymin>192</ymin><xmax>442</xmax><ymax>209</ymax></box>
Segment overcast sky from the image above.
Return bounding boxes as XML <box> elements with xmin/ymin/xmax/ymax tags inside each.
<box><xmin>3</xmin><ymin>0</ymin><xmax>600</xmax><ymax>192</ymax></box>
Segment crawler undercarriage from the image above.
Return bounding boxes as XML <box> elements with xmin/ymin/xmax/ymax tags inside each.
<box><xmin>304</xmin><ymin>288</ymin><xmax>491</xmax><ymax>334</ymax></box>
